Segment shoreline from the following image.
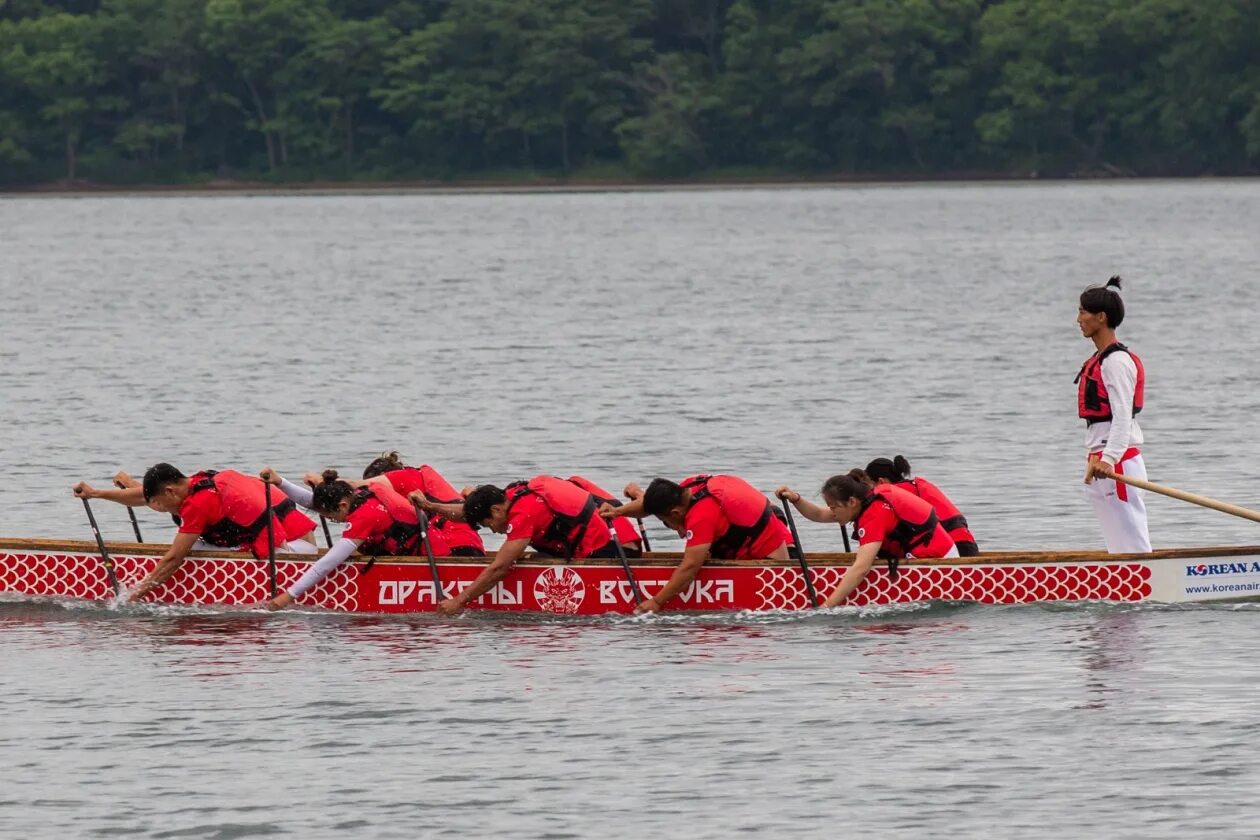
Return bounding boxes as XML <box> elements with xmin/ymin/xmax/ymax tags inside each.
<box><xmin>1</xmin><ymin>171</ymin><xmax>1253</xmax><ymax>198</ymax></box>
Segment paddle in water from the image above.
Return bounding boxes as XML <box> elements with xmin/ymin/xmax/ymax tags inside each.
<box><xmin>412</xmin><ymin>500</ymin><xmax>446</xmax><ymax>605</ymax></box>
<box><xmin>263</xmin><ymin>478</ymin><xmax>278</xmax><ymax>597</ymax></box>
<box><xmin>780</xmin><ymin>499</ymin><xmax>819</xmax><ymax>608</ymax></box>
<box><xmin>81</xmin><ymin>498</ymin><xmax>121</xmax><ymax>597</ymax></box>
<box><xmin>608</xmin><ymin>516</ymin><xmax>645</xmax><ymax>607</ymax></box>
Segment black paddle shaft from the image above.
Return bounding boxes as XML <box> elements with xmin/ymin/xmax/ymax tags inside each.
<box><xmin>780</xmin><ymin>499</ymin><xmax>819</xmax><ymax>608</ymax></box>
<box><xmin>608</xmin><ymin>519</ymin><xmax>645</xmax><ymax>605</ymax></box>
<box><xmin>319</xmin><ymin>515</ymin><xmax>334</xmax><ymax>548</ymax></box>
<box><xmin>263</xmin><ymin>479</ymin><xmax>278</xmax><ymax>597</ymax></box>
<box><xmin>81</xmin><ymin>498</ymin><xmax>121</xmax><ymax>596</ymax></box>
<box><xmin>413</xmin><ymin>503</ymin><xmax>446</xmax><ymax>604</ymax></box>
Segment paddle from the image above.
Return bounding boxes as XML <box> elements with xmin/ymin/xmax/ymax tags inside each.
<box><xmin>81</xmin><ymin>498</ymin><xmax>121</xmax><ymax>597</ymax></box>
<box><xmin>412</xmin><ymin>500</ymin><xmax>446</xmax><ymax>605</ymax></box>
<box><xmin>110</xmin><ymin>476</ymin><xmax>144</xmax><ymax>542</ymax></box>
<box><xmin>779</xmin><ymin>499</ymin><xmax>818</xmax><ymax>608</ymax></box>
<box><xmin>607</xmin><ymin>516</ymin><xmax>645</xmax><ymax>606</ymax></box>
<box><xmin>1112</xmin><ymin>474</ymin><xmax>1260</xmax><ymax>525</ymax></box>
<box><xmin>635</xmin><ymin>517</ymin><xmax>652</xmax><ymax>552</ymax></box>
<box><xmin>263</xmin><ymin>478</ymin><xmax>278</xmax><ymax>597</ymax></box>
<box><xmin>319</xmin><ymin>515</ymin><xmax>334</xmax><ymax>548</ymax></box>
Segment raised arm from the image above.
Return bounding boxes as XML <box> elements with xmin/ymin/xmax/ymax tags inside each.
<box><xmin>73</xmin><ymin>481</ymin><xmax>147</xmax><ymax>507</ymax></box>
<box><xmin>260</xmin><ymin>467</ymin><xmax>315</xmax><ymax>508</ymax></box>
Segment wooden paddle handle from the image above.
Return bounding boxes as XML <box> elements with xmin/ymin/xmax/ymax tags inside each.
<box><xmin>1112</xmin><ymin>474</ymin><xmax>1260</xmax><ymax>525</ymax></box>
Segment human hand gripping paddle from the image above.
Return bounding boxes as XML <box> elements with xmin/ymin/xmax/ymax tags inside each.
<box><xmin>411</xmin><ymin>498</ymin><xmax>447</xmax><ymax>607</ymax></box>
<box><xmin>1109</xmin><ymin>473</ymin><xmax>1260</xmax><ymax>525</ymax></box>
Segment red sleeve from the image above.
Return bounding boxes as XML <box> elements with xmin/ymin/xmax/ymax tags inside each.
<box><xmin>342</xmin><ymin>502</ymin><xmax>392</xmax><ymax>542</ymax></box>
<box><xmin>683</xmin><ymin>497</ymin><xmax>724</xmax><ymax>548</ymax></box>
<box><xmin>177</xmin><ymin>492</ymin><xmax>219</xmax><ymax>536</ymax></box>
<box><xmin>505</xmin><ymin>494</ymin><xmax>551</xmax><ymax>543</ymax></box>
<box><xmin>856</xmin><ymin>504</ymin><xmax>896</xmax><ymax>546</ymax></box>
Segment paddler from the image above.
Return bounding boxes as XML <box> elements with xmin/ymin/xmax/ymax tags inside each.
<box><xmin>1076</xmin><ymin>276</ymin><xmax>1151</xmax><ymax>553</ymax></box>
<box><xmin>776</xmin><ymin>471</ymin><xmax>957</xmax><ymax>607</ymax></box>
<box><xmin>863</xmin><ymin>456</ymin><xmax>979</xmax><ymax>556</ymax></box>
<box><xmin>600</xmin><ymin>473</ymin><xmax>790</xmax><ymax>613</ymax></box>
<box><xmin>72</xmin><ymin>463</ymin><xmax>317</xmax><ymax>602</ymax></box>
<box><xmin>259</xmin><ymin>468</ymin><xmax>452</xmax><ymax>610</ymax></box>
<box><xmin>422</xmin><ymin>474</ymin><xmax>637</xmax><ymax>615</ymax></box>
<box><xmin>356</xmin><ymin>452</ymin><xmax>486</xmax><ymax>557</ymax></box>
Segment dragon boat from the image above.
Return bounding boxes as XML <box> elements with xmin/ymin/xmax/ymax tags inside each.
<box><xmin>2</xmin><ymin>538</ymin><xmax>1259</xmax><ymax>613</ymax></box>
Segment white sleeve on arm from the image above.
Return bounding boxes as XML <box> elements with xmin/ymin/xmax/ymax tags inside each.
<box><xmin>279</xmin><ymin>478</ymin><xmax>315</xmax><ymax>508</ymax></box>
<box><xmin>1100</xmin><ymin>353</ymin><xmax>1137</xmax><ymax>464</ymax></box>
<box><xmin>287</xmin><ymin>537</ymin><xmax>361</xmax><ymax>598</ymax></box>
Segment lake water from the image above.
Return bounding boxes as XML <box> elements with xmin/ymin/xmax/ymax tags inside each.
<box><xmin>1</xmin><ymin>181</ymin><xmax>1258</xmax><ymax>837</ymax></box>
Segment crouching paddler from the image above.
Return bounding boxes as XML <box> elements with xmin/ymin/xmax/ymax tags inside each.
<box><xmin>73</xmin><ymin>463</ymin><xmax>317</xmax><ymax>602</ymax></box>
<box><xmin>777</xmin><ymin>472</ymin><xmax>957</xmax><ymax>607</ymax></box>
<box><xmin>423</xmin><ymin>475</ymin><xmax>634</xmax><ymax>616</ymax></box>
<box><xmin>260</xmin><ymin>468</ymin><xmax>452</xmax><ymax>610</ymax></box>
<box><xmin>602</xmin><ymin>474</ymin><xmax>790</xmax><ymax>613</ymax></box>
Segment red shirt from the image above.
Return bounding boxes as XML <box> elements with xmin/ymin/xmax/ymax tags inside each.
<box><xmin>682</xmin><ymin>495</ymin><xmax>787</xmax><ymax>559</ymax></box>
<box><xmin>177</xmin><ymin>481</ymin><xmax>312</xmax><ymax>557</ymax></box>
<box><xmin>505</xmin><ymin>492</ymin><xmax>609</xmax><ymax>559</ymax></box>
<box><xmin>380</xmin><ymin>467</ymin><xmax>483</xmax><ymax>553</ymax></box>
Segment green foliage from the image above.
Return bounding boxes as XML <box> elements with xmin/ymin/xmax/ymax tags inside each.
<box><xmin>0</xmin><ymin>0</ymin><xmax>1257</xmax><ymax>184</ymax></box>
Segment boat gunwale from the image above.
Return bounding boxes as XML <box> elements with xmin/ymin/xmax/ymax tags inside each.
<box><xmin>3</xmin><ymin>537</ymin><xmax>1259</xmax><ymax>567</ymax></box>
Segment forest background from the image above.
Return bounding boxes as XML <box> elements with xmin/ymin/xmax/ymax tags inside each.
<box><xmin>1</xmin><ymin>0</ymin><xmax>1258</xmax><ymax>188</ymax></box>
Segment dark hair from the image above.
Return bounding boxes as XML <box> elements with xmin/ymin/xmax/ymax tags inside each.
<box><xmin>363</xmin><ymin>451</ymin><xmax>408</xmax><ymax>479</ymax></box>
<box><xmin>142</xmin><ymin>463</ymin><xmax>186</xmax><ymax>501</ymax></box>
<box><xmin>643</xmin><ymin>478</ymin><xmax>687</xmax><ymax>517</ymax></box>
<box><xmin>463</xmin><ymin>484</ymin><xmax>506</xmax><ymax>525</ymax></box>
<box><xmin>310</xmin><ymin>469</ymin><xmax>355</xmax><ymax>515</ymax></box>
<box><xmin>865</xmin><ymin>456</ymin><xmax>912</xmax><ymax>483</ymax></box>
<box><xmin>1080</xmin><ymin>276</ymin><xmax>1125</xmax><ymax>328</ymax></box>
<box><xmin>820</xmin><ymin>474</ymin><xmax>869</xmax><ymax>505</ymax></box>
<box><xmin>846</xmin><ymin>468</ymin><xmax>873</xmax><ymax>488</ymax></box>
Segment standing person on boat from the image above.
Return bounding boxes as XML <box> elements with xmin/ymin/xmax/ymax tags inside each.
<box><xmin>776</xmin><ymin>473</ymin><xmax>957</xmax><ymax>607</ymax></box>
<box><xmin>601</xmin><ymin>474</ymin><xmax>790</xmax><ymax>613</ymax></box>
<box><xmin>259</xmin><ymin>468</ymin><xmax>452</xmax><ymax>610</ymax></box>
<box><xmin>427</xmin><ymin>475</ymin><xmax>635</xmax><ymax>615</ymax></box>
<box><xmin>357</xmin><ymin>452</ymin><xmax>486</xmax><ymax>557</ymax></box>
<box><xmin>863</xmin><ymin>456</ymin><xmax>979</xmax><ymax>556</ymax></box>
<box><xmin>1076</xmin><ymin>276</ymin><xmax>1151</xmax><ymax>553</ymax></box>
<box><xmin>72</xmin><ymin>464</ymin><xmax>318</xmax><ymax>601</ymax></box>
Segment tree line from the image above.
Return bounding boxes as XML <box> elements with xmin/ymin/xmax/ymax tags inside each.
<box><xmin>1</xmin><ymin>0</ymin><xmax>1258</xmax><ymax>186</ymax></box>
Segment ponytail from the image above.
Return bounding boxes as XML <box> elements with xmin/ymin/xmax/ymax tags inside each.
<box><xmin>362</xmin><ymin>451</ymin><xmax>408</xmax><ymax>479</ymax></box>
<box><xmin>311</xmin><ymin>469</ymin><xmax>354</xmax><ymax>514</ymax></box>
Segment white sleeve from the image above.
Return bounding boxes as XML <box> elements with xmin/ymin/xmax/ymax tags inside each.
<box><xmin>286</xmin><ymin>537</ymin><xmax>361</xmax><ymax>598</ymax></box>
<box><xmin>1100</xmin><ymin>353</ymin><xmax>1137</xmax><ymax>464</ymax></box>
<box><xmin>279</xmin><ymin>478</ymin><xmax>315</xmax><ymax>508</ymax></box>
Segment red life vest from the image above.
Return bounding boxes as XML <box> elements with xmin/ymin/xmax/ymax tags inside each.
<box><xmin>347</xmin><ymin>483</ymin><xmax>431</xmax><ymax>557</ymax></box>
<box><xmin>895</xmin><ymin>477</ymin><xmax>978</xmax><ymax>556</ymax></box>
<box><xmin>505</xmin><ymin>475</ymin><xmax>604</xmax><ymax>560</ymax></box>
<box><xmin>381</xmin><ymin>467</ymin><xmax>483</xmax><ymax>553</ymax></box>
<box><xmin>855</xmin><ymin>484</ymin><xmax>942</xmax><ymax>579</ymax></box>
<box><xmin>565</xmin><ymin>475</ymin><xmax>641</xmax><ymax>547</ymax></box>
<box><xmin>186</xmin><ymin>470</ymin><xmax>294</xmax><ymax>557</ymax></box>
<box><xmin>1075</xmin><ymin>342</ymin><xmax>1144</xmax><ymax>426</ymax></box>
<box><xmin>681</xmin><ymin>474</ymin><xmax>775</xmax><ymax>560</ymax></box>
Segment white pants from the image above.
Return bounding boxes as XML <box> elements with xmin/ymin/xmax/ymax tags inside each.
<box><xmin>1085</xmin><ymin>453</ymin><xmax>1152</xmax><ymax>553</ymax></box>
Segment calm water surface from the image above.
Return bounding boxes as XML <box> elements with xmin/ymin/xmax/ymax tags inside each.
<box><xmin>1</xmin><ymin>181</ymin><xmax>1258</xmax><ymax>837</ymax></box>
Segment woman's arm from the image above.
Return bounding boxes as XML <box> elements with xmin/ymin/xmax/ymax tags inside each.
<box><xmin>823</xmin><ymin>542</ymin><xmax>880</xmax><ymax>607</ymax></box>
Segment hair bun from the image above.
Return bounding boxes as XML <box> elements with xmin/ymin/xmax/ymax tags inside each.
<box><xmin>1106</xmin><ymin>275</ymin><xmax>1123</xmax><ymax>290</ymax></box>
<box><xmin>322</xmin><ymin>469</ymin><xmax>340</xmax><ymax>483</ymax></box>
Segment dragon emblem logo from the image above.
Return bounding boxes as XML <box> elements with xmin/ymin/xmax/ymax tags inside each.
<box><xmin>533</xmin><ymin>566</ymin><xmax>586</xmax><ymax>614</ymax></box>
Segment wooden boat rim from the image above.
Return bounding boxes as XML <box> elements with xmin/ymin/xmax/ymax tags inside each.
<box><xmin>3</xmin><ymin>537</ymin><xmax>1259</xmax><ymax>567</ymax></box>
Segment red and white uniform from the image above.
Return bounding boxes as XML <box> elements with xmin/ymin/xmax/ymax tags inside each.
<box><xmin>1078</xmin><ymin>343</ymin><xmax>1151</xmax><ymax>553</ymax></box>
<box><xmin>376</xmin><ymin>466</ymin><xmax>484</xmax><ymax>554</ymax></box>
<box><xmin>565</xmin><ymin>475</ymin><xmax>642</xmax><ymax>550</ymax></box>
<box><xmin>680</xmin><ymin>474</ymin><xmax>788</xmax><ymax>559</ymax></box>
